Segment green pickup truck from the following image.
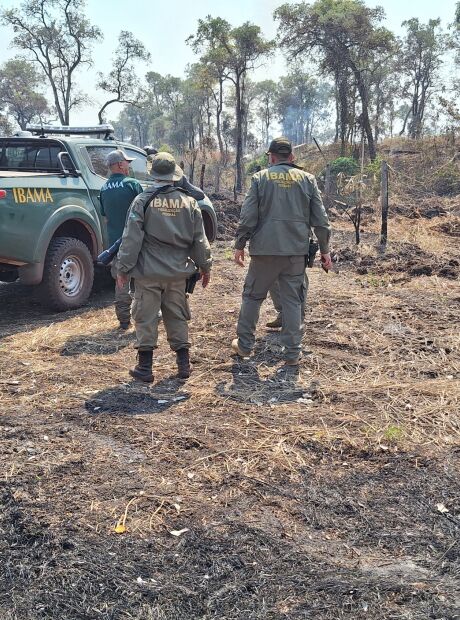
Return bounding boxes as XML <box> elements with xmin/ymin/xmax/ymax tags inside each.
<box><xmin>0</xmin><ymin>125</ymin><xmax>217</xmax><ymax>311</ymax></box>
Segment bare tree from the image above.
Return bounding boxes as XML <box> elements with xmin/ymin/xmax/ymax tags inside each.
<box><xmin>2</xmin><ymin>0</ymin><xmax>101</xmax><ymax>125</ymax></box>
<box><xmin>97</xmin><ymin>31</ymin><xmax>150</xmax><ymax>124</ymax></box>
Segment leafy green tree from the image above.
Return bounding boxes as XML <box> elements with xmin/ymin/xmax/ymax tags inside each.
<box><xmin>0</xmin><ymin>59</ymin><xmax>49</xmax><ymax>129</ymax></box>
<box><xmin>113</xmin><ymin>96</ymin><xmax>156</xmax><ymax>146</ymax></box>
<box><xmin>145</xmin><ymin>73</ymin><xmax>183</xmax><ymax>125</ymax></box>
<box><xmin>184</xmin><ymin>63</ymin><xmax>219</xmax><ymax>149</ymax></box>
<box><xmin>274</xmin><ymin>0</ymin><xmax>395</xmax><ymax>160</ymax></box>
<box><xmin>187</xmin><ymin>20</ymin><xmax>231</xmax><ymax>158</ymax></box>
<box><xmin>97</xmin><ymin>31</ymin><xmax>150</xmax><ymax>124</ymax></box>
<box><xmin>368</xmin><ymin>60</ymin><xmax>399</xmax><ymax>141</ymax></box>
<box><xmin>189</xmin><ymin>16</ymin><xmax>274</xmax><ymax>191</ymax></box>
<box><xmin>2</xmin><ymin>0</ymin><xmax>101</xmax><ymax>125</ymax></box>
<box><xmin>399</xmin><ymin>18</ymin><xmax>449</xmax><ymax>138</ymax></box>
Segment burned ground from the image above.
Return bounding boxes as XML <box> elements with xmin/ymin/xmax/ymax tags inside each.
<box><xmin>0</xmin><ymin>209</ymin><xmax>459</xmax><ymax>619</ymax></box>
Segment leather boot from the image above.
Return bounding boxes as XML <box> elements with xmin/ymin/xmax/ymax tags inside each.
<box><xmin>176</xmin><ymin>348</ymin><xmax>191</xmax><ymax>379</ymax></box>
<box><xmin>266</xmin><ymin>316</ymin><xmax>282</xmax><ymax>329</ymax></box>
<box><xmin>129</xmin><ymin>350</ymin><xmax>154</xmax><ymax>383</ymax></box>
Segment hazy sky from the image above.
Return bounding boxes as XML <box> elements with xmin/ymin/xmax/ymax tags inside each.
<box><xmin>0</xmin><ymin>0</ymin><xmax>458</xmax><ymax>126</ymax></box>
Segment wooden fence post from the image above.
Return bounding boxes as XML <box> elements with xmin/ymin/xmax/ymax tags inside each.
<box><xmin>380</xmin><ymin>160</ymin><xmax>389</xmax><ymax>246</ymax></box>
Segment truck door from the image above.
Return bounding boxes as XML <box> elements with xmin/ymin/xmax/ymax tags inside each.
<box><xmin>0</xmin><ymin>140</ymin><xmax>96</xmax><ymax>265</ymax></box>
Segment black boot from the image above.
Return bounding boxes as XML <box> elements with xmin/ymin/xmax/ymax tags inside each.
<box><xmin>176</xmin><ymin>348</ymin><xmax>191</xmax><ymax>379</ymax></box>
<box><xmin>266</xmin><ymin>315</ymin><xmax>282</xmax><ymax>329</ymax></box>
<box><xmin>129</xmin><ymin>350</ymin><xmax>154</xmax><ymax>383</ymax></box>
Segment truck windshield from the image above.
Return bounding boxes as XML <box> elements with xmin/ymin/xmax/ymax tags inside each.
<box><xmin>0</xmin><ymin>140</ymin><xmax>65</xmax><ymax>172</ymax></box>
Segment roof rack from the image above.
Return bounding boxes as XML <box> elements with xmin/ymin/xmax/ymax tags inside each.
<box><xmin>25</xmin><ymin>124</ymin><xmax>115</xmax><ymax>139</ymax></box>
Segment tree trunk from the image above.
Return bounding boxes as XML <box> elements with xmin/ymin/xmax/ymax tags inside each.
<box><xmin>215</xmin><ymin>79</ymin><xmax>224</xmax><ymax>157</ymax></box>
<box><xmin>380</xmin><ymin>160</ymin><xmax>389</xmax><ymax>246</ymax></box>
<box><xmin>355</xmin><ymin>74</ymin><xmax>376</xmax><ymax>160</ymax></box>
<box><xmin>408</xmin><ymin>82</ymin><xmax>421</xmax><ymax>139</ymax></box>
<box><xmin>200</xmin><ymin>163</ymin><xmax>206</xmax><ymax>189</ymax></box>
<box><xmin>334</xmin><ymin>83</ymin><xmax>340</xmax><ymax>143</ymax></box>
<box><xmin>399</xmin><ymin>107</ymin><xmax>411</xmax><ymax>136</ymax></box>
<box><xmin>374</xmin><ymin>88</ymin><xmax>381</xmax><ymax>143</ymax></box>
<box><xmin>235</xmin><ymin>72</ymin><xmax>244</xmax><ymax>193</ymax></box>
<box><xmin>339</xmin><ymin>80</ymin><xmax>348</xmax><ymax>156</ymax></box>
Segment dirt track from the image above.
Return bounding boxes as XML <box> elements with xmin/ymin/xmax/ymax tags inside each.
<box><xmin>1</xmin><ymin>220</ymin><xmax>459</xmax><ymax>619</ymax></box>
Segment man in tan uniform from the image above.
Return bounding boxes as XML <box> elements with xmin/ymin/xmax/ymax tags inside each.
<box><xmin>116</xmin><ymin>153</ymin><xmax>212</xmax><ymax>383</ymax></box>
<box><xmin>232</xmin><ymin>137</ymin><xmax>332</xmax><ymax>365</ymax></box>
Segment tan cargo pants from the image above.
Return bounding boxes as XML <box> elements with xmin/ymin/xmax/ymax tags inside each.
<box><xmin>237</xmin><ymin>255</ymin><xmax>307</xmax><ymax>361</ymax></box>
<box><xmin>132</xmin><ymin>278</ymin><xmax>190</xmax><ymax>352</ymax></box>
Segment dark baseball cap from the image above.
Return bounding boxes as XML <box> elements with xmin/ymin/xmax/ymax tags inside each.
<box><xmin>106</xmin><ymin>149</ymin><xmax>135</xmax><ymax>166</ymax></box>
<box><xmin>266</xmin><ymin>137</ymin><xmax>292</xmax><ymax>155</ymax></box>
<box><xmin>150</xmin><ymin>152</ymin><xmax>183</xmax><ymax>182</ymax></box>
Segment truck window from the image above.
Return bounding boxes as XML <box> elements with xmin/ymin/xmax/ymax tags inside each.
<box><xmin>0</xmin><ymin>140</ymin><xmax>63</xmax><ymax>171</ymax></box>
<box><xmin>123</xmin><ymin>148</ymin><xmax>150</xmax><ymax>182</ymax></box>
<box><xmin>86</xmin><ymin>146</ymin><xmax>112</xmax><ymax>177</ymax></box>
<box><xmin>86</xmin><ymin>146</ymin><xmax>150</xmax><ymax>182</ymax></box>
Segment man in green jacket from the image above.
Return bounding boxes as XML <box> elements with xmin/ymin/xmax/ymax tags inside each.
<box><xmin>116</xmin><ymin>152</ymin><xmax>212</xmax><ymax>383</ymax></box>
<box><xmin>232</xmin><ymin>137</ymin><xmax>332</xmax><ymax>365</ymax></box>
<box><xmin>100</xmin><ymin>149</ymin><xmax>143</xmax><ymax>329</ymax></box>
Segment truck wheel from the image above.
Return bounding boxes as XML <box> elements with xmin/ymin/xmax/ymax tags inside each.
<box><xmin>201</xmin><ymin>210</ymin><xmax>216</xmax><ymax>242</ymax></box>
<box><xmin>38</xmin><ymin>237</ymin><xmax>94</xmax><ymax>311</ymax></box>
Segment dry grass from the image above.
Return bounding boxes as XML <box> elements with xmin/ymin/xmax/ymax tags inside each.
<box><xmin>1</xmin><ymin>180</ymin><xmax>460</xmax><ymax>617</ymax></box>
<box><xmin>1</xmin><ymin>241</ymin><xmax>459</xmax><ymax>536</ymax></box>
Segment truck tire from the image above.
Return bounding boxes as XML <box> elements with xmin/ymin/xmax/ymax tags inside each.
<box><xmin>38</xmin><ymin>237</ymin><xmax>94</xmax><ymax>311</ymax></box>
<box><xmin>201</xmin><ymin>210</ymin><xmax>217</xmax><ymax>242</ymax></box>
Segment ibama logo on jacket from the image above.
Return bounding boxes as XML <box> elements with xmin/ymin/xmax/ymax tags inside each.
<box><xmin>262</xmin><ymin>169</ymin><xmax>304</xmax><ymax>189</ymax></box>
<box><xmin>152</xmin><ymin>196</ymin><xmax>185</xmax><ymax>217</ymax></box>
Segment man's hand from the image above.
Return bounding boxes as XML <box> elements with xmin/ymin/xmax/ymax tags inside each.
<box><xmin>320</xmin><ymin>253</ymin><xmax>332</xmax><ymax>272</ymax></box>
<box><xmin>234</xmin><ymin>249</ymin><xmax>245</xmax><ymax>267</ymax></box>
<box><xmin>201</xmin><ymin>271</ymin><xmax>211</xmax><ymax>288</ymax></box>
<box><xmin>116</xmin><ymin>273</ymin><xmax>129</xmax><ymax>289</ymax></box>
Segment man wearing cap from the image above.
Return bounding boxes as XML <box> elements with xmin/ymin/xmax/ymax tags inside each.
<box><xmin>100</xmin><ymin>149</ymin><xmax>143</xmax><ymax>329</ymax></box>
<box><xmin>232</xmin><ymin>137</ymin><xmax>332</xmax><ymax>365</ymax></box>
<box><xmin>115</xmin><ymin>152</ymin><xmax>212</xmax><ymax>383</ymax></box>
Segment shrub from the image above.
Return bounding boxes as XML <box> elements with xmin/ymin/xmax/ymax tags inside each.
<box><xmin>329</xmin><ymin>156</ymin><xmax>359</xmax><ymax>177</ymax></box>
<box><xmin>365</xmin><ymin>155</ymin><xmax>383</xmax><ymax>181</ymax></box>
<box><xmin>246</xmin><ymin>153</ymin><xmax>268</xmax><ymax>175</ymax></box>
<box><xmin>432</xmin><ymin>163</ymin><xmax>460</xmax><ymax>196</ymax></box>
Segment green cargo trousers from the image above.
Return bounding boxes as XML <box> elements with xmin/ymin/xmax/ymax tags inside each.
<box><xmin>111</xmin><ymin>262</ymin><xmax>132</xmax><ymax>324</ymax></box>
<box><xmin>132</xmin><ymin>278</ymin><xmax>191</xmax><ymax>352</ymax></box>
<box><xmin>269</xmin><ymin>271</ymin><xmax>308</xmax><ymax>321</ymax></box>
<box><xmin>237</xmin><ymin>255</ymin><xmax>307</xmax><ymax>361</ymax></box>
<box><xmin>114</xmin><ymin>277</ymin><xmax>132</xmax><ymax>324</ymax></box>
